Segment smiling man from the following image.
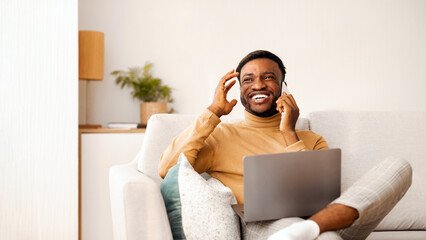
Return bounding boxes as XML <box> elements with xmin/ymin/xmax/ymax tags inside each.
<box><xmin>159</xmin><ymin>50</ymin><xmax>412</xmax><ymax>240</ymax></box>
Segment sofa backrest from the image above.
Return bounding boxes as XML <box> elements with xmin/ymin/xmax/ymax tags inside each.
<box><xmin>136</xmin><ymin>113</ymin><xmax>310</xmax><ymax>185</ymax></box>
<box><xmin>309</xmin><ymin>111</ymin><xmax>426</xmax><ymax>231</ymax></box>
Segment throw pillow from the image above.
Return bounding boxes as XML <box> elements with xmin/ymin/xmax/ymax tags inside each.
<box><xmin>160</xmin><ymin>153</ymin><xmax>240</xmax><ymax>240</ymax></box>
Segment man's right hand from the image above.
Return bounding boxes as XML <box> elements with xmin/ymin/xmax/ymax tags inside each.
<box><xmin>208</xmin><ymin>69</ymin><xmax>239</xmax><ymax>118</ymax></box>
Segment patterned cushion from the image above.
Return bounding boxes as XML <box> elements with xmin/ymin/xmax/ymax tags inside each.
<box><xmin>160</xmin><ymin>153</ymin><xmax>240</xmax><ymax>240</ymax></box>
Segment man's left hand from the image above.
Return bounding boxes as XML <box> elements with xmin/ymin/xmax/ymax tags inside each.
<box><xmin>276</xmin><ymin>91</ymin><xmax>300</xmax><ymax>145</ymax></box>
<box><xmin>276</xmin><ymin>91</ymin><xmax>300</xmax><ymax>132</ymax></box>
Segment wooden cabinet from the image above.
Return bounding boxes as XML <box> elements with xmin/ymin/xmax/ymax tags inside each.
<box><xmin>79</xmin><ymin>128</ymin><xmax>145</xmax><ymax>240</ymax></box>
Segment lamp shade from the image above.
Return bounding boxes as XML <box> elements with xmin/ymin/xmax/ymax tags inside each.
<box><xmin>79</xmin><ymin>31</ymin><xmax>104</xmax><ymax>80</ymax></box>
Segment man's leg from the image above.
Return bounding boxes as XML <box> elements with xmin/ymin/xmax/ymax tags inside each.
<box><xmin>244</xmin><ymin>157</ymin><xmax>411</xmax><ymax>240</ymax></box>
<box><xmin>333</xmin><ymin>157</ymin><xmax>412</xmax><ymax>240</ymax></box>
<box><xmin>266</xmin><ymin>157</ymin><xmax>411</xmax><ymax>240</ymax></box>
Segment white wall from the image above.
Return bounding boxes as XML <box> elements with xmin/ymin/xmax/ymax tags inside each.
<box><xmin>0</xmin><ymin>1</ymin><xmax>78</xmax><ymax>239</ymax></box>
<box><xmin>79</xmin><ymin>0</ymin><xmax>426</xmax><ymax>126</ymax></box>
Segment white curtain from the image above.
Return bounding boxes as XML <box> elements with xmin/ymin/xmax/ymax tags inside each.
<box><xmin>0</xmin><ymin>1</ymin><xmax>78</xmax><ymax>239</ymax></box>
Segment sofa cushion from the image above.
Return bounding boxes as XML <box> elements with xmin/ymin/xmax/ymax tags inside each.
<box><xmin>309</xmin><ymin>111</ymin><xmax>426</xmax><ymax>230</ymax></box>
<box><xmin>137</xmin><ymin>113</ymin><xmax>310</xmax><ymax>185</ymax></box>
<box><xmin>138</xmin><ymin>114</ymin><xmax>197</xmax><ymax>184</ymax></box>
<box><xmin>160</xmin><ymin>153</ymin><xmax>240</xmax><ymax>240</ymax></box>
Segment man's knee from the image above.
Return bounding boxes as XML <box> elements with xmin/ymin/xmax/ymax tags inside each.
<box><xmin>381</xmin><ymin>157</ymin><xmax>412</xmax><ymax>195</ymax></box>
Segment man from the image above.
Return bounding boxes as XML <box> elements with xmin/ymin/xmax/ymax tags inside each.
<box><xmin>159</xmin><ymin>50</ymin><xmax>411</xmax><ymax>240</ymax></box>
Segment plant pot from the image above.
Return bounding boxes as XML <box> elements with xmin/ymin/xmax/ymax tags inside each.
<box><xmin>140</xmin><ymin>102</ymin><xmax>168</xmax><ymax>126</ymax></box>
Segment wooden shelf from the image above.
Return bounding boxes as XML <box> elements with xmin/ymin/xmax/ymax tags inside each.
<box><xmin>79</xmin><ymin>128</ymin><xmax>146</xmax><ymax>134</ymax></box>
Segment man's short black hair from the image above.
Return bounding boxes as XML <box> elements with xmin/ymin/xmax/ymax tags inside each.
<box><xmin>236</xmin><ymin>50</ymin><xmax>286</xmax><ymax>84</ymax></box>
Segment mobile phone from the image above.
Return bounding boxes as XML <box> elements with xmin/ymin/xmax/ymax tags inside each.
<box><xmin>282</xmin><ymin>83</ymin><xmax>290</xmax><ymax>95</ymax></box>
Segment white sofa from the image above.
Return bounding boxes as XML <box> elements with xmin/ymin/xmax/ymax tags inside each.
<box><xmin>109</xmin><ymin>111</ymin><xmax>426</xmax><ymax>240</ymax></box>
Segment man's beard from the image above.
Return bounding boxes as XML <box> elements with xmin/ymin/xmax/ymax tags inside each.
<box><xmin>240</xmin><ymin>95</ymin><xmax>279</xmax><ymax>117</ymax></box>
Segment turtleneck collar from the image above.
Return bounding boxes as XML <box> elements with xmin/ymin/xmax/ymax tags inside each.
<box><xmin>242</xmin><ymin>110</ymin><xmax>281</xmax><ymax>129</ymax></box>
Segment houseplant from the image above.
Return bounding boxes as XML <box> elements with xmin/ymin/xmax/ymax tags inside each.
<box><xmin>111</xmin><ymin>63</ymin><xmax>173</xmax><ymax>126</ymax></box>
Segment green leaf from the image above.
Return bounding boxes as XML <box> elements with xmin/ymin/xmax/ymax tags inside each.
<box><xmin>111</xmin><ymin>71</ymin><xmax>118</xmax><ymax>75</ymax></box>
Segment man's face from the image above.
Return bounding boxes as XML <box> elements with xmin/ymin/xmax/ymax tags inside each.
<box><xmin>239</xmin><ymin>58</ymin><xmax>283</xmax><ymax>117</ymax></box>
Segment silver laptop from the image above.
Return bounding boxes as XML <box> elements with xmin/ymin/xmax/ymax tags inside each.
<box><xmin>232</xmin><ymin>148</ymin><xmax>341</xmax><ymax>222</ymax></box>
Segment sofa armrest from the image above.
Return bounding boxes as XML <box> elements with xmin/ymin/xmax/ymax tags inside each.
<box><xmin>109</xmin><ymin>162</ymin><xmax>173</xmax><ymax>240</ymax></box>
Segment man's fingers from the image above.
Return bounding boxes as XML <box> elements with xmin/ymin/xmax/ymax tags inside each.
<box><xmin>228</xmin><ymin>99</ymin><xmax>238</xmax><ymax>113</ymax></box>
<box><xmin>287</xmin><ymin>94</ymin><xmax>299</xmax><ymax>111</ymax></box>
<box><xmin>226</xmin><ymin>69</ymin><xmax>234</xmax><ymax>74</ymax></box>
<box><xmin>224</xmin><ymin>79</ymin><xmax>236</xmax><ymax>93</ymax></box>
<box><xmin>281</xmin><ymin>98</ymin><xmax>293</xmax><ymax>110</ymax></box>
<box><xmin>221</xmin><ymin>99</ymin><xmax>238</xmax><ymax>115</ymax></box>
<box><xmin>276</xmin><ymin>96</ymin><xmax>296</xmax><ymax>113</ymax></box>
<box><xmin>276</xmin><ymin>106</ymin><xmax>285</xmax><ymax>113</ymax></box>
<box><xmin>276</xmin><ymin>94</ymin><xmax>297</xmax><ymax>108</ymax></box>
<box><xmin>224</xmin><ymin>72</ymin><xmax>239</xmax><ymax>83</ymax></box>
<box><xmin>221</xmin><ymin>70</ymin><xmax>239</xmax><ymax>84</ymax></box>
<box><xmin>276</xmin><ymin>99</ymin><xmax>290</xmax><ymax>113</ymax></box>
<box><xmin>217</xmin><ymin>70</ymin><xmax>239</xmax><ymax>96</ymax></box>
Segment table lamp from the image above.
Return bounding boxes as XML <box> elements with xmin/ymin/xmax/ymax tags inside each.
<box><xmin>79</xmin><ymin>30</ymin><xmax>104</xmax><ymax>128</ymax></box>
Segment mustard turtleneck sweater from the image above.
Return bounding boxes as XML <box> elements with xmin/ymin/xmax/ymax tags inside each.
<box><xmin>159</xmin><ymin>108</ymin><xmax>329</xmax><ymax>204</ymax></box>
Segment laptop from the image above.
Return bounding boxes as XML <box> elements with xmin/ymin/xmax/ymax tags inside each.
<box><xmin>232</xmin><ymin>148</ymin><xmax>341</xmax><ymax>222</ymax></box>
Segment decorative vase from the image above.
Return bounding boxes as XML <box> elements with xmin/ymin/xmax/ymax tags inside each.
<box><xmin>140</xmin><ymin>102</ymin><xmax>167</xmax><ymax>126</ymax></box>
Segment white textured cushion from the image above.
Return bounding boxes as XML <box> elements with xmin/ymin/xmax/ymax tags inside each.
<box><xmin>161</xmin><ymin>153</ymin><xmax>240</xmax><ymax>240</ymax></box>
<box><xmin>179</xmin><ymin>154</ymin><xmax>240</xmax><ymax>240</ymax></box>
<box><xmin>137</xmin><ymin>113</ymin><xmax>309</xmax><ymax>184</ymax></box>
<box><xmin>309</xmin><ymin>111</ymin><xmax>426</xmax><ymax>230</ymax></box>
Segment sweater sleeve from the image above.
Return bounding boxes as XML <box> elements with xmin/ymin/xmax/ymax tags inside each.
<box><xmin>313</xmin><ymin>136</ymin><xmax>329</xmax><ymax>150</ymax></box>
<box><xmin>285</xmin><ymin>140</ymin><xmax>310</xmax><ymax>152</ymax></box>
<box><xmin>284</xmin><ymin>131</ymin><xmax>329</xmax><ymax>152</ymax></box>
<box><xmin>158</xmin><ymin>109</ymin><xmax>221</xmax><ymax>178</ymax></box>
